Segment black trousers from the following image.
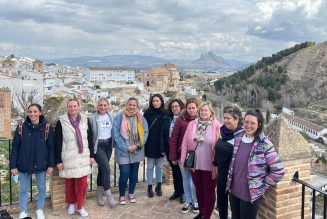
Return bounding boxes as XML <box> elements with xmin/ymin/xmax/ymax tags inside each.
<box><xmin>169</xmin><ymin>160</ymin><xmax>184</xmax><ymax>195</ymax></box>
<box><xmin>94</xmin><ymin>140</ymin><xmax>113</xmax><ymax>191</ymax></box>
<box><xmin>229</xmin><ymin>193</ymin><xmax>261</xmax><ymax>219</ymax></box>
<box><xmin>216</xmin><ymin>171</ymin><xmax>229</xmax><ymax>219</ymax></box>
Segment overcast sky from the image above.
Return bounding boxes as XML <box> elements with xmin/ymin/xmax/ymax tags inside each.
<box><xmin>0</xmin><ymin>0</ymin><xmax>326</xmax><ymax>62</ymax></box>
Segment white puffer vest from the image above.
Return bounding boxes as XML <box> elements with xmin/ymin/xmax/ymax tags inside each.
<box><xmin>59</xmin><ymin>113</ymin><xmax>91</xmax><ymax>178</ymax></box>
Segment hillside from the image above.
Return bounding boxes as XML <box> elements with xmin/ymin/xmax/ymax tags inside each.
<box><xmin>213</xmin><ymin>41</ymin><xmax>327</xmax><ymax>109</ymax></box>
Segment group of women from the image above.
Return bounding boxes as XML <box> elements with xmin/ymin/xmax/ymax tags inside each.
<box><xmin>10</xmin><ymin>94</ymin><xmax>285</xmax><ymax>219</ymax></box>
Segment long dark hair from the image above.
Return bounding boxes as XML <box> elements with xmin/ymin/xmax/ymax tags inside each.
<box><xmin>244</xmin><ymin>109</ymin><xmax>264</xmax><ymax>141</ymax></box>
<box><xmin>149</xmin><ymin>93</ymin><xmax>164</xmax><ymax>111</ymax></box>
<box><xmin>166</xmin><ymin>99</ymin><xmax>185</xmax><ymax>117</ymax></box>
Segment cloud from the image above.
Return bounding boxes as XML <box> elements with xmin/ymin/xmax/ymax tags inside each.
<box><xmin>0</xmin><ymin>0</ymin><xmax>325</xmax><ymax>62</ymax></box>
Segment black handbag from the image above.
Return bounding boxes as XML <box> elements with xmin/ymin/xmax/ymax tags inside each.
<box><xmin>183</xmin><ymin>142</ymin><xmax>199</xmax><ymax>168</ymax></box>
<box><xmin>183</xmin><ymin>150</ymin><xmax>195</xmax><ymax>168</ymax></box>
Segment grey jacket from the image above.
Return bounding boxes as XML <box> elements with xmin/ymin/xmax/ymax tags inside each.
<box><xmin>88</xmin><ymin>111</ymin><xmax>115</xmax><ymax>154</ymax></box>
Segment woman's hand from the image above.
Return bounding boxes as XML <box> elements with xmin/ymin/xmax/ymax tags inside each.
<box><xmin>172</xmin><ymin>161</ymin><xmax>177</xmax><ymax>165</ymax></box>
<box><xmin>47</xmin><ymin>167</ymin><xmax>53</xmax><ymax>175</ymax></box>
<box><xmin>90</xmin><ymin>158</ymin><xmax>96</xmax><ymax>166</ymax></box>
<box><xmin>57</xmin><ymin>163</ymin><xmax>64</xmax><ymax>171</ymax></box>
<box><xmin>128</xmin><ymin>144</ymin><xmax>137</xmax><ymax>153</ymax></box>
<box><xmin>11</xmin><ymin>168</ymin><xmax>18</xmax><ymax>175</ymax></box>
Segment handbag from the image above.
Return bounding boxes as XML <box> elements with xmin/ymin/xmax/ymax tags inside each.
<box><xmin>183</xmin><ymin>142</ymin><xmax>199</xmax><ymax>168</ymax></box>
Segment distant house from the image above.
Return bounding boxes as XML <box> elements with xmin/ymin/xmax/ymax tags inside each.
<box><xmin>1</xmin><ymin>58</ymin><xmax>15</xmax><ymax>68</ymax></box>
<box><xmin>281</xmin><ymin>113</ymin><xmax>327</xmax><ymax>143</ymax></box>
<box><xmin>184</xmin><ymin>86</ymin><xmax>196</xmax><ymax>96</ymax></box>
<box><xmin>282</xmin><ymin>107</ymin><xmax>295</xmax><ymax>116</ymax></box>
<box><xmin>86</xmin><ymin>67</ymin><xmax>135</xmax><ymax>83</ymax></box>
<box><xmin>137</xmin><ymin>64</ymin><xmax>180</xmax><ymax>92</ymax></box>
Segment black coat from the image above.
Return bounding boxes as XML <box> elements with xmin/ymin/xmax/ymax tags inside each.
<box><xmin>10</xmin><ymin>116</ymin><xmax>55</xmax><ymax>174</ymax></box>
<box><xmin>159</xmin><ymin>116</ymin><xmax>172</xmax><ymax>159</ymax></box>
<box><xmin>144</xmin><ymin>108</ymin><xmax>164</xmax><ymax>158</ymax></box>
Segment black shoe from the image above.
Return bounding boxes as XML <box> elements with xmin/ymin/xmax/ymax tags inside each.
<box><xmin>155</xmin><ymin>182</ymin><xmax>162</xmax><ymax>196</ymax></box>
<box><xmin>193</xmin><ymin>213</ymin><xmax>203</xmax><ymax>219</ymax></box>
<box><xmin>169</xmin><ymin>192</ymin><xmax>179</xmax><ymax>200</ymax></box>
<box><xmin>181</xmin><ymin>203</ymin><xmax>193</xmax><ymax>214</ymax></box>
<box><xmin>179</xmin><ymin>194</ymin><xmax>186</xmax><ymax>204</ymax></box>
<box><xmin>147</xmin><ymin>185</ymin><xmax>154</xmax><ymax>198</ymax></box>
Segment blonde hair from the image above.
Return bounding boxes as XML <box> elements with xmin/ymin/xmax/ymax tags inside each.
<box><xmin>198</xmin><ymin>101</ymin><xmax>215</xmax><ymax>119</ymax></box>
<box><xmin>97</xmin><ymin>97</ymin><xmax>110</xmax><ymax>106</ymax></box>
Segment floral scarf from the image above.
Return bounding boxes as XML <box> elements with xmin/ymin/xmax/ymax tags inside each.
<box><xmin>194</xmin><ymin>119</ymin><xmax>212</xmax><ymax>143</ymax></box>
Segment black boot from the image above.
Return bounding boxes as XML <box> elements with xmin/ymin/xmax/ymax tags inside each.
<box><xmin>147</xmin><ymin>185</ymin><xmax>154</xmax><ymax>198</ymax></box>
<box><xmin>155</xmin><ymin>182</ymin><xmax>162</xmax><ymax>196</ymax></box>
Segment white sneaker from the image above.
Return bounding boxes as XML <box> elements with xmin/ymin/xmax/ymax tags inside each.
<box><xmin>36</xmin><ymin>209</ymin><xmax>45</xmax><ymax>219</ymax></box>
<box><xmin>19</xmin><ymin>212</ymin><xmax>28</xmax><ymax>219</ymax></box>
<box><xmin>67</xmin><ymin>204</ymin><xmax>76</xmax><ymax>215</ymax></box>
<box><xmin>77</xmin><ymin>207</ymin><xmax>89</xmax><ymax>217</ymax></box>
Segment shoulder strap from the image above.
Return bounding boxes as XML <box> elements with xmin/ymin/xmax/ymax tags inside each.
<box><xmin>45</xmin><ymin>123</ymin><xmax>50</xmax><ymax>140</ymax></box>
<box><xmin>148</xmin><ymin>118</ymin><xmax>157</xmax><ymax>131</ymax></box>
<box><xmin>18</xmin><ymin>123</ymin><xmax>23</xmax><ymax>138</ymax></box>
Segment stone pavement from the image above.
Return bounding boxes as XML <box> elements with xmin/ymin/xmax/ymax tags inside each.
<box><xmin>11</xmin><ymin>183</ymin><xmax>220</xmax><ymax>219</ymax></box>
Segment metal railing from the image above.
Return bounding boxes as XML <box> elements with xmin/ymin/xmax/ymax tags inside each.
<box><xmin>0</xmin><ymin>138</ymin><xmax>147</xmax><ymax>206</ymax></box>
<box><xmin>292</xmin><ymin>171</ymin><xmax>327</xmax><ymax>219</ymax></box>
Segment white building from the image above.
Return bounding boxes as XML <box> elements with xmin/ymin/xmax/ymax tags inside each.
<box><xmin>184</xmin><ymin>86</ymin><xmax>197</xmax><ymax>96</ymax></box>
<box><xmin>281</xmin><ymin>113</ymin><xmax>327</xmax><ymax>143</ymax></box>
<box><xmin>85</xmin><ymin>67</ymin><xmax>135</xmax><ymax>83</ymax></box>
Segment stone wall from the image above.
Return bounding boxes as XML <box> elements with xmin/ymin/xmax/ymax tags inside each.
<box><xmin>0</xmin><ymin>88</ymin><xmax>12</xmax><ymax>139</ymax></box>
<box><xmin>258</xmin><ymin>116</ymin><xmax>312</xmax><ymax>219</ymax></box>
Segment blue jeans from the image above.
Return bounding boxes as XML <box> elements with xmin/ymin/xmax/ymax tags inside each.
<box><xmin>19</xmin><ymin>171</ymin><xmax>46</xmax><ymax>212</ymax></box>
<box><xmin>118</xmin><ymin>162</ymin><xmax>140</xmax><ymax>197</ymax></box>
<box><xmin>178</xmin><ymin>160</ymin><xmax>197</xmax><ymax>204</ymax></box>
<box><xmin>146</xmin><ymin>157</ymin><xmax>163</xmax><ymax>185</ymax></box>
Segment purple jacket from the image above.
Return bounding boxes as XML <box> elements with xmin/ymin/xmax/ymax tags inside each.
<box><xmin>226</xmin><ymin>131</ymin><xmax>285</xmax><ymax>202</ymax></box>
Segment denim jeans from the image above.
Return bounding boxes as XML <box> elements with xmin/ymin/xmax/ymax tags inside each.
<box><xmin>94</xmin><ymin>140</ymin><xmax>113</xmax><ymax>190</ymax></box>
<box><xmin>178</xmin><ymin>160</ymin><xmax>197</xmax><ymax>204</ymax></box>
<box><xmin>19</xmin><ymin>171</ymin><xmax>46</xmax><ymax>212</ymax></box>
<box><xmin>118</xmin><ymin>162</ymin><xmax>140</xmax><ymax>197</ymax></box>
<box><xmin>146</xmin><ymin>157</ymin><xmax>163</xmax><ymax>185</ymax></box>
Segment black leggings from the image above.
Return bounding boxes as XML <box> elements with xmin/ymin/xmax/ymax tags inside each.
<box><xmin>216</xmin><ymin>172</ymin><xmax>229</xmax><ymax>219</ymax></box>
<box><xmin>229</xmin><ymin>193</ymin><xmax>261</xmax><ymax>219</ymax></box>
<box><xmin>94</xmin><ymin>140</ymin><xmax>113</xmax><ymax>191</ymax></box>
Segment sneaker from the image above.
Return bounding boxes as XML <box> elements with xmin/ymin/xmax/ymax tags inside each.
<box><xmin>67</xmin><ymin>204</ymin><xmax>76</xmax><ymax>215</ymax></box>
<box><xmin>213</xmin><ymin>207</ymin><xmax>219</xmax><ymax>216</ymax></box>
<box><xmin>19</xmin><ymin>212</ymin><xmax>28</xmax><ymax>219</ymax></box>
<box><xmin>76</xmin><ymin>207</ymin><xmax>88</xmax><ymax>217</ymax></box>
<box><xmin>193</xmin><ymin>202</ymin><xmax>199</xmax><ymax>214</ymax></box>
<box><xmin>119</xmin><ymin>196</ymin><xmax>126</xmax><ymax>205</ymax></box>
<box><xmin>181</xmin><ymin>203</ymin><xmax>193</xmax><ymax>214</ymax></box>
<box><xmin>36</xmin><ymin>209</ymin><xmax>45</xmax><ymax>219</ymax></box>
<box><xmin>128</xmin><ymin>194</ymin><xmax>136</xmax><ymax>203</ymax></box>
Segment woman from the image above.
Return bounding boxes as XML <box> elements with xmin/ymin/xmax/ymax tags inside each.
<box><xmin>10</xmin><ymin>103</ymin><xmax>55</xmax><ymax>219</ymax></box>
<box><xmin>226</xmin><ymin>109</ymin><xmax>285</xmax><ymax>219</ymax></box>
<box><xmin>213</xmin><ymin>105</ymin><xmax>243</xmax><ymax>219</ymax></box>
<box><xmin>181</xmin><ymin>102</ymin><xmax>221</xmax><ymax>219</ymax></box>
<box><xmin>113</xmin><ymin>97</ymin><xmax>149</xmax><ymax>205</ymax></box>
<box><xmin>169</xmin><ymin>97</ymin><xmax>199</xmax><ymax>214</ymax></box>
<box><xmin>88</xmin><ymin>98</ymin><xmax>118</xmax><ymax>207</ymax></box>
<box><xmin>159</xmin><ymin>99</ymin><xmax>185</xmax><ymax>203</ymax></box>
<box><xmin>55</xmin><ymin>98</ymin><xmax>95</xmax><ymax>217</ymax></box>
<box><xmin>143</xmin><ymin>94</ymin><xmax>165</xmax><ymax>198</ymax></box>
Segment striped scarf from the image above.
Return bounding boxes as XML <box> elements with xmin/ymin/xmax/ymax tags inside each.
<box><xmin>120</xmin><ymin>109</ymin><xmax>145</xmax><ymax>148</ymax></box>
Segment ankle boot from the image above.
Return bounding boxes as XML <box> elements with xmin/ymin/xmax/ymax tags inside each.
<box><xmin>155</xmin><ymin>182</ymin><xmax>162</xmax><ymax>196</ymax></box>
<box><xmin>96</xmin><ymin>186</ymin><xmax>104</xmax><ymax>206</ymax></box>
<box><xmin>105</xmin><ymin>189</ymin><xmax>118</xmax><ymax>207</ymax></box>
<box><xmin>147</xmin><ymin>185</ymin><xmax>154</xmax><ymax>198</ymax></box>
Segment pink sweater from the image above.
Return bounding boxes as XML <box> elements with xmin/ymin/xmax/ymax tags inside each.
<box><xmin>181</xmin><ymin>118</ymin><xmax>221</xmax><ymax>175</ymax></box>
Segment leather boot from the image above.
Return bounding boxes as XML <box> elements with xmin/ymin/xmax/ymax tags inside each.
<box><xmin>155</xmin><ymin>182</ymin><xmax>162</xmax><ymax>196</ymax></box>
<box><xmin>147</xmin><ymin>185</ymin><xmax>154</xmax><ymax>198</ymax></box>
<box><xmin>105</xmin><ymin>189</ymin><xmax>118</xmax><ymax>207</ymax></box>
<box><xmin>96</xmin><ymin>186</ymin><xmax>104</xmax><ymax>206</ymax></box>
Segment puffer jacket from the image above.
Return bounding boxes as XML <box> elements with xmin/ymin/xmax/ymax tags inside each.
<box><xmin>169</xmin><ymin>115</ymin><xmax>194</xmax><ymax>161</ymax></box>
<box><xmin>10</xmin><ymin>116</ymin><xmax>55</xmax><ymax>174</ymax></box>
<box><xmin>226</xmin><ymin>131</ymin><xmax>285</xmax><ymax>202</ymax></box>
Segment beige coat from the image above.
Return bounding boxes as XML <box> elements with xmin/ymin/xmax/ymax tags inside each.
<box><xmin>59</xmin><ymin>113</ymin><xmax>91</xmax><ymax>178</ymax></box>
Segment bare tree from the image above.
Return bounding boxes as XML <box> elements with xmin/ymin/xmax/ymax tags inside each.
<box><xmin>11</xmin><ymin>88</ymin><xmax>43</xmax><ymax>119</ymax></box>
